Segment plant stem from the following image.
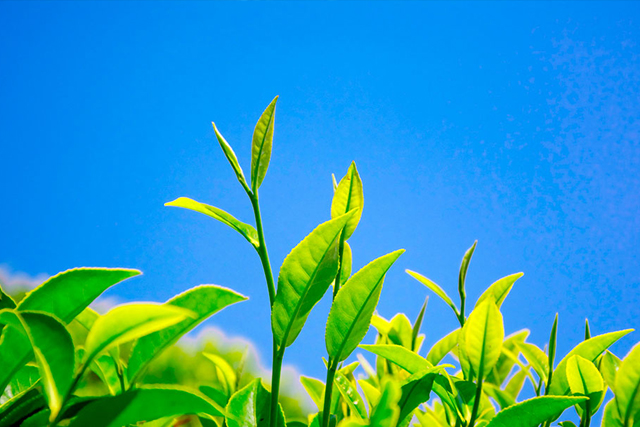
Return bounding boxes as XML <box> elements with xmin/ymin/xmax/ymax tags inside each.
<box><xmin>321</xmin><ymin>361</ymin><xmax>338</xmax><ymax>427</ymax></box>
<box><xmin>269</xmin><ymin>347</ymin><xmax>285</xmax><ymax>426</ymax></box>
<box><xmin>467</xmin><ymin>376</ymin><xmax>483</xmax><ymax>427</ymax></box>
<box><xmin>332</xmin><ymin>239</ymin><xmax>345</xmax><ymax>299</ymax></box>
<box><xmin>250</xmin><ymin>194</ymin><xmax>276</xmax><ymax>306</ymax></box>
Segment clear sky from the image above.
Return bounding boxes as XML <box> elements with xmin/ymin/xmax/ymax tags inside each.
<box><xmin>1</xmin><ymin>1</ymin><xmax>639</xmax><ymax>385</ymax></box>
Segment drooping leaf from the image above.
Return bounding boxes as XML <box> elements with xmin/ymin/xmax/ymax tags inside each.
<box><xmin>225</xmin><ymin>379</ymin><xmax>286</xmax><ymax>427</ymax></box>
<box><xmin>397</xmin><ymin>370</ymin><xmax>437</xmax><ymax>424</ymax></box>
<box><xmin>165</xmin><ymin>197</ymin><xmax>259</xmax><ymax>247</ymax></box>
<box><xmin>475</xmin><ymin>273</ymin><xmax>524</xmax><ymax>308</ymax></box>
<box><xmin>128</xmin><ymin>285</ymin><xmax>247</xmax><ymax>384</ymax></box>
<box><xmin>457</xmin><ymin>241</ymin><xmax>477</xmax><ymax>319</ymax></box>
<box><xmin>464</xmin><ymin>298</ymin><xmax>504</xmax><ymax>380</ymax></box>
<box><xmin>0</xmin><ymin>310</ymin><xmax>75</xmax><ymax>420</ymax></box>
<box><xmin>427</xmin><ymin>328</ymin><xmax>460</xmax><ymax>365</ymax></box>
<box><xmin>300</xmin><ymin>376</ymin><xmax>325</xmax><ymax>411</ymax></box>
<box><xmin>83</xmin><ymin>304</ymin><xmax>194</xmax><ymax>367</ymax></box>
<box><xmin>406</xmin><ymin>270</ymin><xmax>459</xmax><ymax>318</ymax></box>
<box><xmin>369</xmin><ymin>381</ymin><xmax>401</xmax><ymax>427</ymax></box>
<box><xmin>272</xmin><ymin>212</ymin><xmax>353</xmax><ymax>349</ymax></box>
<box><xmin>331</xmin><ymin>161</ymin><xmax>364</xmax><ymax>241</ymax></box>
<box><xmin>485</xmin><ymin>396</ymin><xmax>587</xmax><ymax>427</ymax></box>
<box><xmin>334</xmin><ymin>371</ymin><xmax>367</xmax><ymax>419</ymax></box>
<box><xmin>251</xmin><ymin>96</ymin><xmax>278</xmax><ymax>192</ymax></box>
<box><xmin>359</xmin><ymin>344</ymin><xmax>432</xmax><ymax>374</ymax></box>
<box><xmin>212</xmin><ymin>122</ymin><xmax>249</xmax><ymax>190</ymax></box>
<box><xmin>566</xmin><ymin>355</ymin><xmax>605</xmax><ymax>415</ymax></box>
<box><xmin>548</xmin><ymin>329</ymin><xmax>633</xmax><ymax>396</ymax></box>
<box><xmin>0</xmin><ymin>268</ymin><xmax>140</xmax><ymax>392</ymax></box>
<box><xmin>68</xmin><ymin>386</ymin><xmax>225</xmax><ymax>427</ymax></box>
<box><xmin>614</xmin><ymin>342</ymin><xmax>640</xmax><ymax>426</ymax></box>
<box><xmin>411</xmin><ymin>297</ymin><xmax>428</xmax><ymax>352</ymax></box>
<box><xmin>326</xmin><ymin>250</ymin><xmax>404</xmax><ymax>363</ymax></box>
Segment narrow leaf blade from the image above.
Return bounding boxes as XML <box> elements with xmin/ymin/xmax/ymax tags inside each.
<box><xmin>251</xmin><ymin>96</ymin><xmax>278</xmax><ymax>192</ymax></box>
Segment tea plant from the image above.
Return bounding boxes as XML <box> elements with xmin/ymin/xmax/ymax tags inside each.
<box><xmin>0</xmin><ymin>96</ymin><xmax>639</xmax><ymax>427</ymax></box>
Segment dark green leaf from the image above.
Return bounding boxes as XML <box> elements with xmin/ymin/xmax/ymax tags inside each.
<box><xmin>0</xmin><ymin>284</ymin><xmax>16</xmax><ymax>310</ymax></box>
<box><xmin>251</xmin><ymin>96</ymin><xmax>278</xmax><ymax>192</ymax></box>
<box><xmin>398</xmin><ymin>370</ymin><xmax>437</xmax><ymax>423</ymax></box>
<box><xmin>458</xmin><ymin>241</ymin><xmax>477</xmax><ymax>319</ymax></box>
<box><xmin>0</xmin><ymin>386</ymin><xmax>44</xmax><ymax>427</ymax></box>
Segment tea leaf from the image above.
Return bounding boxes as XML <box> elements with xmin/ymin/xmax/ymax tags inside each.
<box><xmin>602</xmin><ymin>399</ymin><xmax>624</xmax><ymax>427</ymax></box>
<box><xmin>326</xmin><ymin>249</ymin><xmax>404</xmax><ymax>363</ymax></box>
<box><xmin>331</xmin><ymin>161</ymin><xmax>364</xmax><ymax>241</ymax></box>
<box><xmin>334</xmin><ymin>371</ymin><xmax>367</xmax><ymax>419</ymax></box>
<box><xmin>212</xmin><ymin>122</ymin><xmax>249</xmax><ymax>191</ymax></box>
<box><xmin>483</xmin><ymin>383</ymin><xmax>515</xmax><ymax>410</ymax></box>
<box><xmin>566</xmin><ymin>355</ymin><xmax>604</xmax><ymax>415</ymax></box>
<box><xmin>614</xmin><ymin>341</ymin><xmax>640</xmax><ymax>426</ymax></box>
<box><xmin>598</xmin><ymin>350</ymin><xmax>621</xmax><ymax>393</ymax></box>
<box><xmin>272</xmin><ymin>212</ymin><xmax>353</xmax><ymax>349</ymax></box>
<box><xmin>411</xmin><ymin>297</ymin><xmax>428</xmax><ymax>352</ymax></box>
<box><xmin>300</xmin><ymin>376</ymin><xmax>325</xmax><ymax>410</ymax></box>
<box><xmin>251</xmin><ymin>96</ymin><xmax>278</xmax><ymax>192</ymax></box>
<box><xmin>358</xmin><ymin>379</ymin><xmax>381</xmax><ymax>409</ymax></box>
<box><xmin>0</xmin><ymin>268</ymin><xmax>139</xmax><ymax>392</ymax></box>
<box><xmin>406</xmin><ymin>270</ymin><xmax>459</xmax><ymax>319</ymax></box>
<box><xmin>547</xmin><ymin>313</ymin><xmax>559</xmax><ymax>387</ymax></box>
<box><xmin>0</xmin><ymin>387</ymin><xmax>44</xmax><ymax>427</ymax></box>
<box><xmin>475</xmin><ymin>272</ymin><xmax>524</xmax><ymax>308</ymax></box>
<box><xmin>486</xmin><ymin>329</ymin><xmax>529</xmax><ymax>386</ymax></box>
<box><xmin>83</xmin><ymin>304</ymin><xmax>194</xmax><ymax>366</ymax></box>
<box><xmin>369</xmin><ymin>381</ymin><xmax>401</xmax><ymax>427</ymax></box>
<box><xmin>516</xmin><ymin>342</ymin><xmax>549</xmax><ymax>383</ymax></box>
<box><xmin>0</xmin><ymin>310</ymin><xmax>74</xmax><ymax>420</ymax></box>
<box><xmin>0</xmin><ymin>285</ymin><xmax>16</xmax><ymax>310</ymax></box>
<box><xmin>359</xmin><ymin>344</ymin><xmax>432</xmax><ymax>374</ymax></box>
<box><xmin>464</xmin><ymin>298</ymin><xmax>504</xmax><ymax>380</ymax></box>
<box><xmin>504</xmin><ymin>369</ymin><xmax>527</xmax><ymax>400</ymax></box>
<box><xmin>68</xmin><ymin>385</ymin><xmax>225</xmax><ymax>426</ymax></box>
<box><xmin>340</xmin><ymin>242</ymin><xmax>352</xmax><ymax>287</ymax></box>
<box><xmin>165</xmin><ymin>197</ymin><xmax>259</xmax><ymax>248</ymax></box>
<box><xmin>225</xmin><ymin>379</ymin><xmax>286</xmax><ymax>427</ymax></box>
<box><xmin>427</xmin><ymin>328</ymin><xmax>460</xmax><ymax>365</ymax></box>
<box><xmin>91</xmin><ymin>354</ymin><xmax>121</xmax><ymax>395</ymax></box>
<box><xmin>128</xmin><ymin>285</ymin><xmax>247</xmax><ymax>384</ymax></box>
<box><xmin>548</xmin><ymin>329</ymin><xmax>633</xmax><ymax>396</ymax></box>
<box><xmin>19</xmin><ymin>396</ymin><xmax>96</xmax><ymax>427</ymax></box>
<box><xmin>485</xmin><ymin>396</ymin><xmax>587</xmax><ymax>427</ymax></box>
<box><xmin>458</xmin><ymin>241</ymin><xmax>477</xmax><ymax>320</ymax></box>
<box><xmin>398</xmin><ymin>370</ymin><xmax>437</xmax><ymax>424</ymax></box>
<box><xmin>203</xmin><ymin>353</ymin><xmax>237</xmax><ymax>396</ymax></box>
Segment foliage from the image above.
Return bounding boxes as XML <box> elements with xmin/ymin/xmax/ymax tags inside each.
<box><xmin>1</xmin><ymin>96</ymin><xmax>639</xmax><ymax>427</ymax></box>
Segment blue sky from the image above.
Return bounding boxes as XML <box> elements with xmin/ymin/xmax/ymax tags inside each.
<box><xmin>1</xmin><ymin>0</ymin><xmax>639</xmax><ymax>387</ymax></box>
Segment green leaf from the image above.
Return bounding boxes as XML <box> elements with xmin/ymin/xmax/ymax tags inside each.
<box><xmin>398</xmin><ymin>370</ymin><xmax>437</xmax><ymax>424</ymax></box>
<box><xmin>251</xmin><ymin>96</ymin><xmax>278</xmax><ymax>192</ymax></box>
<box><xmin>427</xmin><ymin>328</ymin><xmax>460</xmax><ymax>365</ymax></box>
<box><xmin>602</xmin><ymin>399</ymin><xmax>624</xmax><ymax>427</ymax></box>
<box><xmin>411</xmin><ymin>297</ymin><xmax>428</xmax><ymax>352</ymax></box>
<box><xmin>614</xmin><ymin>341</ymin><xmax>640</xmax><ymax>426</ymax></box>
<box><xmin>558</xmin><ymin>422</ymin><xmax>578</xmax><ymax>427</ymax></box>
<box><xmin>504</xmin><ymin>369</ymin><xmax>528</xmax><ymax>400</ymax></box>
<box><xmin>458</xmin><ymin>240</ymin><xmax>477</xmax><ymax>319</ymax></box>
<box><xmin>566</xmin><ymin>355</ymin><xmax>605</xmax><ymax>415</ymax></box>
<box><xmin>599</xmin><ymin>350</ymin><xmax>622</xmax><ymax>393</ymax></box>
<box><xmin>165</xmin><ymin>197</ymin><xmax>259</xmax><ymax>248</ymax></box>
<box><xmin>475</xmin><ymin>273</ymin><xmax>524</xmax><ymax>308</ymax></box>
<box><xmin>388</xmin><ymin>313</ymin><xmax>413</xmax><ymax>349</ymax></box>
<box><xmin>68</xmin><ymin>385</ymin><xmax>225</xmax><ymax>427</ymax></box>
<box><xmin>358</xmin><ymin>379</ymin><xmax>381</xmax><ymax>410</ymax></box>
<box><xmin>486</xmin><ymin>329</ymin><xmax>529</xmax><ymax>386</ymax></box>
<box><xmin>359</xmin><ymin>344</ymin><xmax>432</xmax><ymax>374</ymax></box>
<box><xmin>326</xmin><ymin>249</ymin><xmax>404</xmax><ymax>363</ymax></box>
<box><xmin>0</xmin><ymin>268</ymin><xmax>140</xmax><ymax>392</ymax></box>
<box><xmin>369</xmin><ymin>381</ymin><xmax>401</xmax><ymax>427</ymax></box>
<box><xmin>485</xmin><ymin>396</ymin><xmax>587</xmax><ymax>427</ymax></box>
<box><xmin>331</xmin><ymin>161</ymin><xmax>364</xmax><ymax>241</ymax></box>
<box><xmin>548</xmin><ymin>329</ymin><xmax>633</xmax><ymax>396</ymax></box>
<box><xmin>225</xmin><ymin>379</ymin><xmax>285</xmax><ymax>427</ymax></box>
<box><xmin>483</xmin><ymin>382</ymin><xmax>516</xmax><ymax>410</ymax></box>
<box><xmin>340</xmin><ymin>241</ymin><xmax>353</xmax><ymax>287</ymax></box>
<box><xmin>83</xmin><ymin>303</ymin><xmax>194</xmax><ymax>367</ymax></box>
<box><xmin>300</xmin><ymin>376</ymin><xmax>325</xmax><ymax>411</ymax></box>
<box><xmin>272</xmin><ymin>212</ymin><xmax>353</xmax><ymax>349</ymax></box>
<box><xmin>203</xmin><ymin>352</ymin><xmax>237</xmax><ymax>396</ymax></box>
<box><xmin>406</xmin><ymin>270</ymin><xmax>459</xmax><ymax>318</ymax></box>
<box><xmin>128</xmin><ymin>285</ymin><xmax>247</xmax><ymax>384</ymax></box>
<box><xmin>548</xmin><ymin>313</ymin><xmax>559</xmax><ymax>386</ymax></box>
<box><xmin>464</xmin><ymin>298</ymin><xmax>504</xmax><ymax>380</ymax></box>
<box><xmin>0</xmin><ymin>310</ymin><xmax>75</xmax><ymax>420</ymax></box>
<box><xmin>0</xmin><ymin>387</ymin><xmax>44</xmax><ymax>427</ymax></box>
<box><xmin>516</xmin><ymin>342</ymin><xmax>549</xmax><ymax>383</ymax></box>
<box><xmin>334</xmin><ymin>371</ymin><xmax>367</xmax><ymax>419</ymax></box>
<box><xmin>199</xmin><ymin>384</ymin><xmax>230</xmax><ymax>408</ymax></box>
<box><xmin>0</xmin><ymin>284</ymin><xmax>16</xmax><ymax>310</ymax></box>
<box><xmin>20</xmin><ymin>396</ymin><xmax>96</xmax><ymax>427</ymax></box>
<box><xmin>212</xmin><ymin>122</ymin><xmax>249</xmax><ymax>190</ymax></box>
<box><xmin>91</xmin><ymin>353</ymin><xmax>121</xmax><ymax>395</ymax></box>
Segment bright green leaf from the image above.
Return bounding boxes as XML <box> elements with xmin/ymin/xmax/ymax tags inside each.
<box><xmin>398</xmin><ymin>370</ymin><xmax>437</xmax><ymax>424</ymax></box>
<box><xmin>599</xmin><ymin>350</ymin><xmax>622</xmax><ymax>393</ymax></box>
<box><xmin>516</xmin><ymin>342</ymin><xmax>549</xmax><ymax>383</ymax></box>
<box><xmin>326</xmin><ymin>249</ymin><xmax>404</xmax><ymax>363</ymax></box>
<box><xmin>406</xmin><ymin>270</ymin><xmax>459</xmax><ymax>319</ymax></box>
<box><xmin>458</xmin><ymin>241</ymin><xmax>477</xmax><ymax>319</ymax></box>
<box><xmin>369</xmin><ymin>381</ymin><xmax>401</xmax><ymax>427</ymax></box>
<box><xmin>427</xmin><ymin>328</ymin><xmax>460</xmax><ymax>365</ymax></box>
<box><xmin>300</xmin><ymin>376</ymin><xmax>325</xmax><ymax>411</ymax></box>
<box><xmin>251</xmin><ymin>96</ymin><xmax>278</xmax><ymax>192</ymax></box>
<box><xmin>485</xmin><ymin>396</ymin><xmax>587</xmax><ymax>427</ymax></box>
<box><xmin>614</xmin><ymin>341</ymin><xmax>640</xmax><ymax>426</ymax></box>
<box><xmin>475</xmin><ymin>273</ymin><xmax>523</xmax><ymax>308</ymax></box>
<box><xmin>212</xmin><ymin>122</ymin><xmax>249</xmax><ymax>190</ymax></box>
<box><xmin>334</xmin><ymin>371</ymin><xmax>367</xmax><ymax>419</ymax></box>
<box><xmin>566</xmin><ymin>355</ymin><xmax>604</xmax><ymax>415</ymax></box>
<box><xmin>411</xmin><ymin>297</ymin><xmax>428</xmax><ymax>352</ymax></box>
<box><xmin>225</xmin><ymin>379</ymin><xmax>285</xmax><ymax>427</ymax></box>
<box><xmin>486</xmin><ymin>329</ymin><xmax>529</xmax><ymax>386</ymax></box>
<box><xmin>165</xmin><ymin>197</ymin><xmax>259</xmax><ymax>247</ymax></box>
<box><xmin>331</xmin><ymin>161</ymin><xmax>364</xmax><ymax>241</ymax></box>
<box><xmin>272</xmin><ymin>212</ymin><xmax>353</xmax><ymax>349</ymax></box>
<box><xmin>359</xmin><ymin>344</ymin><xmax>432</xmax><ymax>374</ymax></box>
<box><xmin>464</xmin><ymin>298</ymin><xmax>504</xmax><ymax>380</ymax></box>
<box><xmin>340</xmin><ymin>241</ymin><xmax>352</xmax><ymax>287</ymax></box>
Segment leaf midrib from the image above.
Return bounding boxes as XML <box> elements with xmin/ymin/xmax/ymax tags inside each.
<box><xmin>252</xmin><ymin>106</ymin><xmax>275</xmax><ymax>189</ymax></box>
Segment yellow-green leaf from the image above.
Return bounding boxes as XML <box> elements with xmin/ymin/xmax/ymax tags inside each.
<box><xmin>331</xmin><ymin>161</ymin><xmax>364</xmax><ymax>241</ymax></box>
<box><xmin>427</xmin><ymin>328</ymin><xmax>460</xmax><ymax>365</ymax></box>
<box><xmin>614</xmin><ymin>342</ymin><xmax>640</xmax><ymax>426</ymax></box>
<box><xmin>359</xmin><ymin>344</ymin><xmax>432</xmax><ymax>374</ymax></box>
<box><xmin>475</xmin><ymin>273</ymin><xmax>524</xmax><ymax>308</ymax></box>
<box><xmin>251</xmin><ymin>96</ymin><xmax>278</xmax><ymax>192</ymax></box>
<box><xmin>212</xmin><ymin>122</ymin><xmax>249</xmax><ymax>190</ymax></box>
<box><xmin>566</xmin><ymin>355</ymin><xmax>604</xmax><ymax>415</ymax></box>
<box><xmin>406</xmin><ymin>270</ymin><xmax>459</xmax><ymax>319</ymax></box>
<box><xmin>485</xmin><ymin>396</ymin><xmax>587</xmax><ymax>427</ymax></box>
<box><xmin>225</xmin><ymin>379</ymin><xmax>285</xmax><ymax>427</ymax></box>
<box><xmin>464</xmin><ymin>298</ymin><xmax>504</xmax><ymax>380</ymax></box>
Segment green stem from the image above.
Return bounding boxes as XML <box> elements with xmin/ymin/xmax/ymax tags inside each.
<box><xmin>332</xmin><ymin>239</ymin><xmax>345</xmax><ymax>299</ymax></box>
<box><xmin>467</xmin><ymin>376</ymin><xmax>483</xmax><ymax>427</ymax></box>
<box><xmin>250</xmin><ymin>194</ymin><xmax>276</xmax><ymax>306</ymax></box>
<box><xmin>321</xmin><ymin>361</ymin><xmax>338</xmax><ymax>427</ymax></box>
<box><xmin>269</xmin><ymin>347</ymin><xmax>284</xmax><ymax>426</ymax></box>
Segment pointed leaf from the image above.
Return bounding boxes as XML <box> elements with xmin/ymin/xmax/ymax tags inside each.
<box><xmin>128</xmin><ymin>285</ymin><xmax>246</xmax><ymax>384</ymax></box>
<box><xmin>83</xmin><ymin>304</ymin><xmax>194</xmax><ymax>366</ymax></box>
<box><xmin>398</xmin><ymin>370</ymin><xmax>437</xmax><ymax>423</ymax></box>
<box><xmin>566</xmin><ymin>355</ymin><xmax>604</xmax><ymax>415</ymax></box>
<box><xmin>486</xmin><ymin>329</ymin><xmax>529</xmax><ymax>386</ymax></box>
<box><xmin>485</xmin><ymin>396</ymin><xmax>587</xmax><ymax>427</ymax></box>
<box><xmin>359</xmin><ymin>344</ymin><xmax>432</xmax><ymax>374</ymax></box>
<box><xmin>331</xmin><ymin>162</ymin><xmax>364</xmax><ymax>240</ymax></box>
<box><xmin>475</xmin><ymin>273</ymin><xmax>523</xmax><ymax>308</ymax></box>
<box><xmin>599</xmin><ymin>350</ymin><xmax>621</xmax><ymax>393</ymax></box>
<box><xmin>464</xmin><ymin>298</ymin><xmax>504</xmax><ymax>380</ymax></box>
<box><xmin>0</xmin><ymin>310</ymin><xmax>74</xmax><ymax>420</ymax></box>
<box><xmin>326</xmin><ymin>250</ymin><xmax>404</xmax><ymax>362</ymax></box>
<box><xmin>516</xmin><ymin>342</ymin><xmax>549</xmax><ymax>383</ymax></box>
<box><xmin>212</xmin><ymin>122</ymin><xmax>249</xmax><ymax>190</ymax></box>
<box><xmin>334</xmin><ymin>371</ymin><xmax>367</xmax><ymax>419</ymax></box>
<box><xmin>0</xmin><ymin>268</ymin><xmax>140</xmax><ymax>392</ymax></box>
<box><xmin>548</xmin><ymin>313</ymin><xmax>559</xmax><ymax>386</ymax></box>
<box><xmin>427</xmin><ymin>328</ymin><xmax>460</xmax><ymax>365</ymax></box>
<box><xmin>0</xmin><ymin>285</ymin><xmax>16</xmax><ymax>310</ymax></box>
<box><xmin>225</xmin><ymin>379</ymin><xmax>285</xmax><ymax>427</ymax></box>
<box><xmin>548</xmin><ymin>329</ymin><xmax>633</xmax><ymax>396</ymax></box>
<box><xmin>458</xmin><ymin>241</ymin><xmax>477</xmax><ymax>318</ymax></box>
<box><xmin>69</xmin><ymin>386</ymin><xmax>225</xmax><ymax>427</ymax></box>
<box><xmin>370</xmin><ymin>381</ymin><xmax>401</xmax><ymax>427</ymax></box>
<box><xmin>300</xmin><ymin>376</ymin><xmax>325</xmax><ymax>411</ymax></box>
<box><xmin>614</xmin><ymin>342</ymin><xmax>640</xmax><ymax>426</ymax></box>
<box><xmin>411</xmin><ymin>297</ymin><xmax>428</xmax><ymax>352</ymax></box>
<box><xmin>602</xmin><ymin>399</ymin><xmax>624</xmax><ymax>427</ymax></box>
<box><xmin>358</xmin><ymin>380</ymin><xmax>381</xmax><ymax>410</ymax></box>
<box><xmin>406</xmin><ymin>270</ymin><xmax>459</xmax><ymax>318</ymax></box>
<box><xmin>272</xmin><ymin>212</ymin><xmax>353</xmax><ymax>349</ymax></box>
<box><xmin>504</xmin><ymin>369</ymin><xmax>528</xmax><ymax>400</ymax></box>
<box><xmin>165</xmin><ymin>197</ymin><xmax>259</xmax><ymax>247</ymax></box>
<box><xmin>251</xmin><ymin>96</ymin><xmax>278</xmax><ymax>192</ymax></box>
